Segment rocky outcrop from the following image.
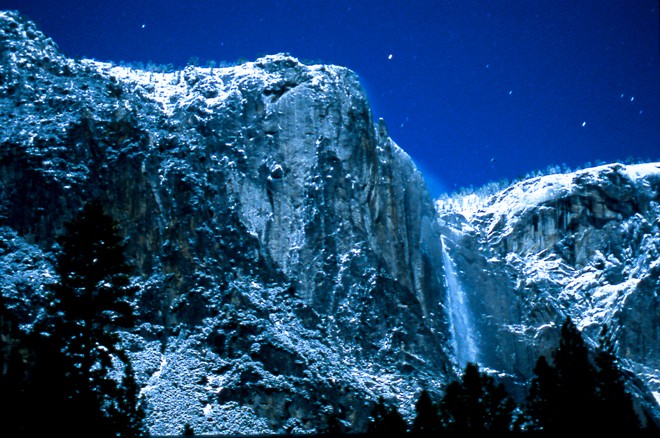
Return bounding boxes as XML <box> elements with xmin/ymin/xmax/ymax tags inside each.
<box><xmin>0</xmin><ymin>11</ymin><xmax>451</xmax><ymax>434</ymax></box>
<box><xmin>437</xmin><ymin>163</ymin><xmax>660</xmax><ymax>421</ymax></box>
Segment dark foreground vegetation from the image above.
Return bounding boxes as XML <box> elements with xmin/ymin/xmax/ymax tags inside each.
<box><xmin>354</xmin><ymin>318</ymin><xmax>658</xmax><ymax>436</ymax></box>
<box><xmin>0</xmin><ymin>201</ymin><xmax>657</xmax><ymax>436</ymax></box>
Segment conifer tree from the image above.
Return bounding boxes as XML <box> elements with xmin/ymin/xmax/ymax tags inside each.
<box><xmin>439</xmin><ymin>362</ymin><xmax>517</xmax><ymax>433</ymax></box>
<box><xmin>526</xmin><ymin>317</ymin><xmax>600</xmax><ymax>432</ymax></box>
<box><xmin>593</xmin><ymin>324</ymin><xmax>640</xmax><ymax>432</ymax></box>
<box><xmin>411</xmin><ymin>389</ymin><xmax>441</xmax><ymax>434</ymax></box>
<box><xmin>367</xmin><ymin>396</ymin><xmax>408</xmax><ymax>435</ymax></box>
<box><xmin>0</xmin><ymin>295</ymin><xmax>33</xmax><ymax>435</ymax></box>
<box><xmin>34</xmin><ymin>200</ymin><xmax>145</xmax><ymax>436</ymax></box>
<box><xmin>549</xmin><ymin>317</ymin><xmax>599</xmax><ymax>431</ymax></box>
<box><xmin>525</xmin><ymin>355</ymin><xmax>555</xmax><ymax>430</ymax></box>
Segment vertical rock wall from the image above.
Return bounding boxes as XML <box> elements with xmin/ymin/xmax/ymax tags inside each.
<box><xmin>0</xmin><ymin>11</ymin><xmax>453</xmax><ymax>433</ymax></box>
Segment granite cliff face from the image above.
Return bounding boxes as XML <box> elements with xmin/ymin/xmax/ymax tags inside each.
<box><xmin>1</xmin><ymin>11</ymin><xmax>659</xmax><ymax>434</ymax></box>
<box><xmin>0</xmin><ymin>11</ymin><xmax>451</xmax><ymax>434</ymax></box>
<box><xmin>437</xmin><ymin>163</ymin><xmax>660</xmax><ymax>418</ymax></box>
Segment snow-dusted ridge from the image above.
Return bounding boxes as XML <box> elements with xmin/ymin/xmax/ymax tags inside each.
<box><xmin>81</xmin><ymin>54</ymin><xmax>344</xmax><ymax>117</ymax></box>
<box><xmin>440</xmin><ymin>162</ymin><xmax>660</xmax><ymax>224</ymax></box>
<box><xmin>437</xmin><ymin>161</ymin><xmax>660</xmax><ymax>421</ymax></box>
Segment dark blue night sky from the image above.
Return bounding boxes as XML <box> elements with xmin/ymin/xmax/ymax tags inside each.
<box><xmin>4</xmin><ymin>0</ymin><xmax>659</xmax><ymax>196</ymax></box>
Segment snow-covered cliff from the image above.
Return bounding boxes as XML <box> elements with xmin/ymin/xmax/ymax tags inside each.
<box><xmin>437</xmin><ymin>162</ymin><xmax>660</xmax><ymax>418</ymax></box>
<box><xmin>1</xmin><ymin>10</ymin><xmax>658</xmax><ymax>434</ymax></box>
<box><xmin>0</xmin><ymin>10</ymin><xmax>450</xmax><ymax>434</ymax></box>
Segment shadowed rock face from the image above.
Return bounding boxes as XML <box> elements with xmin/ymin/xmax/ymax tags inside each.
<box><xmin>437</xmin><ymin>163</ymin><xmax>660</xmax><ymax>421</ymax></box>
<box><xmin>0</xmin><ymin>11</ymin><xmax>451</xmax><ymax>434</ymax></box>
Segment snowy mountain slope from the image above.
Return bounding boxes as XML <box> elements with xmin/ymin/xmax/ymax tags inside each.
<box><xmin>0</xmin><ymin>11</ymin><xmax>451</xmax><ymax>434</ymax></box>
<box><xmin>437</xmin><ymin>162</ymin><xmax>660</xmax><ymax>418</ymax></box>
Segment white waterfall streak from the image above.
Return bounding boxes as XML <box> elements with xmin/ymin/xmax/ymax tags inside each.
<box><xmin>441</xmin><ymin>236</ymin><xmax>478</xmax><ymax>367</ymax></box>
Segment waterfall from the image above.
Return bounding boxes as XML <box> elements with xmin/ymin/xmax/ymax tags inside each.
<box><xmin>441</xmin><ymin>236</ymin><xmax>479</xmax><ymax>368</ymax></box>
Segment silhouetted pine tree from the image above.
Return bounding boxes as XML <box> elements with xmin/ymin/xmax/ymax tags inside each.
<box><xmin>32</xmin><ymin>201</ymin><xmax>145</xmax><ymax>436</ymax></box>
<box><xmin>525</xmin><ymin>355</ymin><xmax>555</xmax><ymax>430</ymax></box>
<box><xmin>0</xmin><ymin>283</ymin><xmax>92</xmax><ymax>436</ymax></box>
<box><xmin>0</xmin><ymin>295</ymin><xmax>32</xmax><ymax>435</ymax></box>
<box><xmin>411</xmin><ymin>389</ymin><xmax>441</xmax><ymax>434</ymax></box>
<box><xmin>526</xmin><ymin>317</ymin><xmax>599</xmax><ymax>432</ymax></box>
<box><xmin>439</xmin><ymin>362</ymin><xmax>518</xmax><ymax>433</ymax></box>
<box><xmin>367</xmin><ymin>396</ymin><xmax>408</xmax><ymax>435</ymax></box>
<box><xmin>551</xmin><ymin>317</ymin><xmax>599</xmax><ymax>431</ymax></box>
<box><xmin>593</xmin><ymin>324</ymin><xmax>640</xmax><ymax>432</ymax></box>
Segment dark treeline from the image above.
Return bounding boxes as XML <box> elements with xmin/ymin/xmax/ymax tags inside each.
<box><xmin>1</xmin><ymin>201</ymin><xmax>658</xmax><ymax>436</ymax></box>
<box><xmin>351</xmin><ymin>317</ymin><xmax>657</xmax><ymax>435</ymax></box>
